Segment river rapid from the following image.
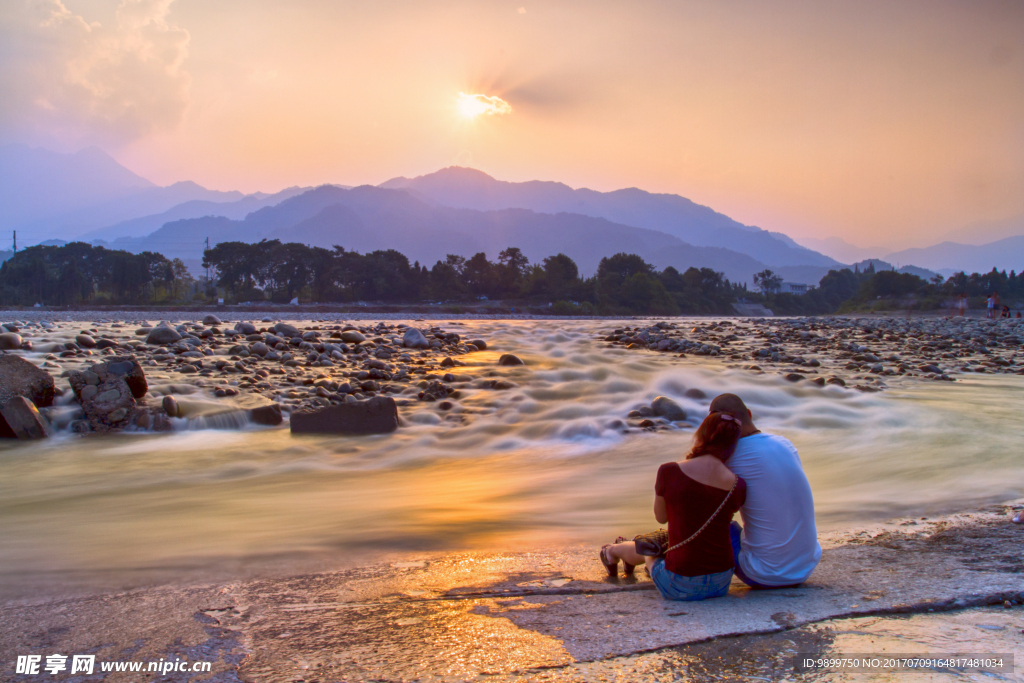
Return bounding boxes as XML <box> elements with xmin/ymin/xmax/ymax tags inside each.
<box><xmin>1</xmin><ymin>317</ymin><xmax>1021</xmax><ymax>598</ymax></box>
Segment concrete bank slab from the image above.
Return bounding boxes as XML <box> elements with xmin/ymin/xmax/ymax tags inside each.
<box><xmin>0</xmin><ymin>510</ymin><xmax>1021</xmax><ymax>682</ymax></box>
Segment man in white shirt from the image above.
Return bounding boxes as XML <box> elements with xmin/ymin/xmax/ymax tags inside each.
<box><xmin>710</xmin><ymin>393</ymin><xmax>822</xmax><ymax>588</ymax></box>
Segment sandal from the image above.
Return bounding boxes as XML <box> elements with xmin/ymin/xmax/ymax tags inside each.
<box><xmin>600</xmin><ymin>544</ymin><xmax>618</xmax><ymax>577</ymax></box>
<box><xmin>611</xmin><ymin>537</ymin><xmax>635</xmax><ymax>576</ymax></box>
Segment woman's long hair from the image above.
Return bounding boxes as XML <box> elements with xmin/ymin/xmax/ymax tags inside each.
<box><xmin>686</xmin><ymin>412</ymin><xmax>742</xmax><ymax>462</ymax></box>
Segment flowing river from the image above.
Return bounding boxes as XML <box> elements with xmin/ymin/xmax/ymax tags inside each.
<box><xmin>1</xmin><ymin>318</ymin><xmax>1021</xmax><ymax>599</ymax></box>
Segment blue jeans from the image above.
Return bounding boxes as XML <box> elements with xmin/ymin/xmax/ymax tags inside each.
<box><xmin>730</xmin><ymin>521</ymin><xmax>802</xmax><ymax>590</ymax></box>
<box><xmin>649</xmin><ymin>558</ymin><xmax>733</xmax><ymax>601</ymax></box>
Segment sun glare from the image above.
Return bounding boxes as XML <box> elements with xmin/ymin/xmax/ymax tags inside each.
<box><xmin>456</xmin><ymin>92</ymin><xmax>512</xmax><ymax>120</ymax></box>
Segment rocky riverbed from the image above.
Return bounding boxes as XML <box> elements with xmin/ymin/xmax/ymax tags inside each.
<box><xmin>4</xmin><ymin>313</ymin><xmax>1022</xmax><ymax>441</ymax></box>
<box><xmin>602</xmin><ymin>315</ymin><xmax>1024</xmax><ymax>392</ymax></box>
<box><xmin>0</xmin><ymin>315</ymin><xmax>511</xmax><ymax>438</ymax></box>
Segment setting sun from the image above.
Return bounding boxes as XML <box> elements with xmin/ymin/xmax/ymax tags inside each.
<box><xmin>456</xmin><ymin>92</ymin><xmax>512</xmax><ymax>120</ymax></box>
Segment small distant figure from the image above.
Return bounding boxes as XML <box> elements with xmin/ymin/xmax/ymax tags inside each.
<box><xmin>986</xmin><ymin>293</ymin><xmax>996</xmax><ymax>319</ymax></box>
<box><xmin>1017</xmin><ymin>311</ymin><xmax>1022</xmax><ymax>319</ymax></box>
<box><xmin>1002</xmin><ymin>305</ymin><xmax>1011</xmax><ymax>319</ymax></box>
<box><xmin>957</xmin><ymin>293</ymin><xmax>967</xmax><ymax>317</ymax></box>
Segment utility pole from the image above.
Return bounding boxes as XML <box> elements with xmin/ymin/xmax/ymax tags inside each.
<box><xmin>205</xmin><ymin>236</ymin><xmax>210</xmax><ymax>282</ymax></box>
<box><xmin>12</xmin><ymin>230</ymin><xmax>16</xmax><ymax>256</ymax></box>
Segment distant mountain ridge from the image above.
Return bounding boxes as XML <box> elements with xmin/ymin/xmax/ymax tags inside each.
<box><xmin>381</xmin><ymin>167</ymin><xmax>839</xmax><ymax>270</ymax></box>
<box><xmin>109</xmin><ymin>184</ymin><xmax>834</xmax><ymax>286</ymax></box>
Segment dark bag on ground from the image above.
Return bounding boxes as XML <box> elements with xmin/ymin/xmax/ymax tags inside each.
<box><xmin>633</xmin><ymin>528</ymin><xmax>668</xmax><ymax>557</ymax></box>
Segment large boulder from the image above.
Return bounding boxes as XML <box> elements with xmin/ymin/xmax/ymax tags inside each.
<box><xmin>146</xmin><ymin>325</ymin><xmax>182</xmax><ymax>345</ymax></box>
<box><xmin>651</xmin><ymin>396</ymin><xmax>687</xmax><ymax>421</ymax></box>
<box><xmin>74</xmin><ymin>376</ymin><xmax>137</xmax><ymax>432</ymax></box>
<box><xmin>402</xmin><ymin>328</ymin><xmax>430</xmax><ymax>349</ymax></box>
<box><xmin>71</xmin><ymin>356</ymin><xmax>147</xmax><ymax>399</ymax></box>
<box><xmin>290</xmin><ymin>396</ymin><xmax>399</xmax><ymax>435</ymax></box>
<box><xmin>0</xmin><ymin>355</ymin><xmax>56</xmax><ymax>408</ymax></box>
<box><xmin>249</xmin><ymin>404</ymin><xmax>283</xmax><ymax>426</ymax></box>
<box><xmin>0</xmin><ymin>333</ymin><xmax>22</xmax><ymax>350</ymax></box>
<box><xmin>0</xmin><ymin>397</ymin><xmax>50</xmax><ymax>439</ymax></box>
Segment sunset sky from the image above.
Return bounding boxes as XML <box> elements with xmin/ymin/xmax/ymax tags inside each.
<box><xmin>1</xmin><ymin>0</ymin><xmax>1022</xmax><ymax>250</ymax></box>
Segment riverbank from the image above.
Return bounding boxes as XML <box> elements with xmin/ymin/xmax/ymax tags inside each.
<box><xmin>1</xmin><ymin>506</ymin><xmax>1020</xmax><ymax>682</ymax></box>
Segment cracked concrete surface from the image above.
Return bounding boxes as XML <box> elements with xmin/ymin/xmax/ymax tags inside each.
<box><xmin>1</xmin><ymin>509</ymin><xmax>1022</xmax><ymax>682</ymax></box>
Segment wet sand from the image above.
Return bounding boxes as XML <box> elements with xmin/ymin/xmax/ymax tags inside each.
<box><xmin>1</xmin><ymin>507</ymin><xmax>1021</xmax><ymax>682</ymax></box>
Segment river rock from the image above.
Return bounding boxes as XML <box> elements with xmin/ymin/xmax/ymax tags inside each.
<box><xmin>0</xmin><ymin>397</ymin><xmax>50</xmax><ymax>439</ymax></box>
<box><xmin>0</xmin><ymin>333</ymin><xmax>22</xmax><ymax>350</ymax></box>
<box><xmin>162</xmin><ymin>395</ymin><xmax>179</xmax><ymax>418</ymax></box>
<box><xmin>75</xmin><ymin>376</ymin><xmax>137</xmax><ymax>432</ymax></box>
<box><xmin>274</xmin><ymin>322</ymin><xmax>300</xmax><ymax>338</ymax></box>
<box><xmin>0</xmin><ymin>355</ymin><xmax>56</xmax><ymax>408</ymax></box>
<box><xmin>203</xmin><ymin>315</ymin><xmax>222</xmax><ymax>326</ymax></box>
<box><xmin>146</xmin><ymin>325</ymin><xmax>182</xmax><ymax>345</ymax></box>
<box><xmin>469</xmin><ymin>339</ymin><xmax>487</xmax><ymax>350</ymax></box>
<box><xmin>683</xmin><ymin>388</ymin><xmax>707</xmax><ymax>399</ymax></box>
<box><xmin>650</xmin><ymin>396</ymin><xmax>686</xmax><ymax>421</ymax></box>
<box><xmin>342</xmin><ymin>330</ymin><xmax>367</xmax><ymax>344</ymax></box>
<box><xmin>290</xmin><ymin>396</ymin><xmax>399</xmax><ymax>435</ymax></box>
<box><xmin>249</xmin><ymin>404</ymin><xmax>283</xmax><ymax>426</ymax></box>
<box><xmin>402</xmin><ymin>328</ymin><xmax>429</xmax><ymax>349</ymax></box>
<box><xmin>95</xmin><ymin>338</ymin><xmax>118</xmax><ymax>350</ymax></box>
<box><xmin>75</xmin><ymin>334</ymin><xmax>96</xmax><ymax>348</ymax></box>
<box><xmin>498</xmin><ymin>354</ymin><xmax>525</xmax><ymax>366</ymax></box>
<box><xmin>235</xmin><ymin>321</ymin><xmax>257</xmax><ymax>334</ymax></box>
<box><xmin>73</xmin><ymin>356</ymin><xmax>148</xmax><ymax>399</ymax></box>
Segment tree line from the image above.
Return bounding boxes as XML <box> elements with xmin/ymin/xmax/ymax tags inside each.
<box><xmin>0</xmin><ymin>242</ymin><xmax>194</xmax><ymax>306</ymax></box>
<box><xmin>200</xmin><ymin>240</ymin><xmax>747</xmax><ymax>315</ymax></box>
<box><xmin>1</xmin><ymin>239</ymin><xmax>1021</xmax><ymax>315</ymax></box>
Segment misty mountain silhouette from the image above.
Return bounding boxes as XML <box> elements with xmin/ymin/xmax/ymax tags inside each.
<box><xmin>2</xmin><ymin>145</ymin><xmax>249</xmax><ymax>242</ymax></box>
<box><xmin>118</xmin><ymin>184</ymin><xmax>834</xmax><ymax>284</ymax></box>
<box><xmin>381</xmin><ymin>167</ymin><xmax>838</xmax><ymax>269</ymax></box>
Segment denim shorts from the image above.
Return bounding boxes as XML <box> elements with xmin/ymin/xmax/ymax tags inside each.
<box><xmin>649</xmin><ymin>558</ymin><xmax>734</xmax><ymax>601</ymax></box>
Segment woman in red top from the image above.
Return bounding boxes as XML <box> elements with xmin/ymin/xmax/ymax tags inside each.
<box><xmin>600</xmin><ymin>412</ymin><xmax>747</xmax><ymax>600</ymax></box>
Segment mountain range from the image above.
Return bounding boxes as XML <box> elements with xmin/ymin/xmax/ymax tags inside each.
<box><xmin>2</xmin><ymin>144</ymin><xmax>1020</xmax><ymax>285</ymax></box>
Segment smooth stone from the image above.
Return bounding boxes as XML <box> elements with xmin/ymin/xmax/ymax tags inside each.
<box><xmin>402</xmin><ymin>328</ymin><xmax>429</xmax><ymax>349</ymax></box>
<box><xmin>275</xmin><ymin>323</ymin><xmax>300</xmax><ymax>338</ymax></box>
<box><xmin>95</xmin><ymin>339</ymin><xmax>118</xmax><ymax>350</ymax></box>
<box><xmin>498</xmin><ymin>354</ymin><xmax>525</xmax><ymax>366</ymax></box>
<box><xmin>235</xmin><ymin>322</ymin><xmax>257</xmax><ymax>334</ymax></box>
<box><xmin>469</xmin><ymin>339</ymin><xmax>487</xmax><ymax>350</ymax></box>
<box><xmin>146</xmin><ymin>326</ymin><xmax>182</xmax><ymax>345</ymax></box>
<box><xmin>0</xmin><ymin>333</ymin><xmax>23</xmax><ymax>350</ymax></box>
<box><xmin>75</xmin><ymin>334</ymin><xmax>96</xmax><ymax>348</ymax></box>
<box><xmin>784</xmin><ymin>373</ymin><xmax>806</xmax><ymax>382</ymax></box>
<box><xmin>650</xmin><ymin>396</ymin><xmax>686</xmax><ymax>421</ymax></box>
<box><xmin>0</xmin><ymin>355</ymin><xmax>56</xmax><ymax>408</ymax></box>
<box><xmin>162</xmin><ymin>395</ymin><xmax>179</xmax><ymax>418</ymax></box>
<box><xmin>342</xmin><ymin>331</ymin><xmax>367</xmax><ymax>344</ymax></box>
<box><xmin>683</xmin><ymin>388</ymin><xmax>707</xmax><ymax>399</ymax></box>
<box><xmin>203</xmin><ymin>315</ymin><xmax>222</xmax><ymax>326</ymax></box>
<box><xmin>0</xmin><ymin>397</ymin><xmax>50</xmax><ymax>440</ymax></box>
<box><xmin>290</xmin><ymin>396</ymin><xmax>399</xmax><ymax>435</ymax></box>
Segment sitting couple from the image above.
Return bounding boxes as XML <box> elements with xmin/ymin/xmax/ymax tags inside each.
<box><xmin>600</xmin><ymin>393</ymin><xmax>821</xmax><ymax>601</ymax></box>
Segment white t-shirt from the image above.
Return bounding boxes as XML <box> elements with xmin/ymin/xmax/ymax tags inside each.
<box><xmin>727</xmin><ymin>433</ymin><xmax>821</xmax><ymax>585</ymax></box>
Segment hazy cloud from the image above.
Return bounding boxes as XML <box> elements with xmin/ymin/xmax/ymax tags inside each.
<box><xmin>2</xmin><ymin>0</ymin><xmax>191</xmax><ymax>147</ymax></box>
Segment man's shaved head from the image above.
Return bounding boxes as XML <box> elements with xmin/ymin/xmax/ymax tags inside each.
<box><xmin>709</xmin><ymin>393</ymin><xmax>754</xmax><ymax>427</ymax></box>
